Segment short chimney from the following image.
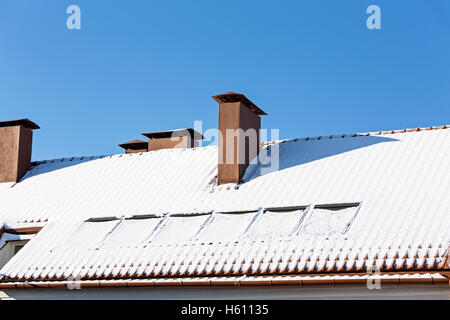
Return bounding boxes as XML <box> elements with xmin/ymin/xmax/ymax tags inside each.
<box><xmin>212</xmin><ymin>92</ymin><xmax>267</xmax><ymax>185</ymax></box>
<box><xmin>0</xmin><ymin>119</ymin><xmax>40</xmax><ymax>183</ymax></box>
<box><xmin>142</xmin><ymin>128</ymin><xmax>203</xmax><ymax>152</ymax></box>
<box><xmin>118</xmin><ymin>140</ymin><xmax>149</xmax><ymax>154</ymax></box>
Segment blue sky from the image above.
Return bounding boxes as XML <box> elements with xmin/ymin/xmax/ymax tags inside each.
<box><xmin>0</xmin><ymin>0</ymin><xmax>449</xmax><ymax>160</ymax></box>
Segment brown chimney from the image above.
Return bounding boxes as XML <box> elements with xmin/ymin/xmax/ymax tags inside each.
<box><xmin>142</xmin><ymin>128</ymin><xmax>203</xmax><ymax>152</ymax></box>
<box><xmin>118</xmin><ymin>140</ymin><xmax>149</xmax><ymax>154</ymax></box>
<box><xmin>212</xmin><ymin>92</ymin><xmax>267</xmax><ymax>185</ymax></box>
<box><xmin>0</xmin><ymin>119</ymin><xmax>40</xmax><ymax>183</ymax></box>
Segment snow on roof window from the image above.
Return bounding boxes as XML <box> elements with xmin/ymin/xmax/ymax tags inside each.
<box><xmin>245</xmin><ymin>208</ymin><xmax>305</xmax><ymax>239</ymax></box>
<box><xmin>103</xmin><ymin>217</ymin><xmax>163</xmax><ymax>247</ymax></box>
<box><xmin>150</xmin><ymin>214</ymin><xmax>210</xmax><ymax>244</ymax></box>
<box><xmin>63</xmin><ymin>219</ymin><xmax>121</xmax><ymax>249</ymax></box>
<box><xmin>299</xmin><ymin>204</ymin><xmax>360</xmax><ymax>238</ymax></box>
<box><xmin>196</xmin><ymin>211</ymin><xmax>258</xmax><ymax>243</ymax></box>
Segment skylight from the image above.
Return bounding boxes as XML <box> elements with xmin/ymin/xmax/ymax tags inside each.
<box><xmin>245</xmin><ymin>208</ymin><xmax>306</xmax><ymax>239</ymax></box>
<box><xmin>150</xmin><ymin>214</ymin><xmax>210</xmax><ymax>244</ymax></box>
<box><xmin>67</xmin><ymin>202</ymin><xmax>361</xmax><ymax>250</ymax></box>
<box><xmin>299</xmin><ymin>204</ymin><xmax>360</xmax><ymax>237</ymax></box>
<box><xmin>196</xmin><ymin>211</ymin><xmax>258</xmax><ymax>243</ymax></box>
<box><xmin>104</xmin><ymin>217</ymin><xmax>162</xmax><ymax>247</ymax></box>
<box><xmin>62</xmin><ymin>219</ymin><xmax>120</xmax><ymax>249</ymax></box>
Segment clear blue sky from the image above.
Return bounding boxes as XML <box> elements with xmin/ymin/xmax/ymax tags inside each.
<box><xmin>1</xmin><ymin>0</ymin><xmax>449</xmax><ymax>161</ymax></box>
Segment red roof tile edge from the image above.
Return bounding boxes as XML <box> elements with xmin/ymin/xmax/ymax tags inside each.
<box><xmin>0</xmin><ymin>272</ymin><xmax>448</xmax><ymax>290</ymax></box>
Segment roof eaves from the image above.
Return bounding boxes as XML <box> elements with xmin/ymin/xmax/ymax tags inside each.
<box><xmin>0</xmin><ymin>272</ymin><xmax>448</xmax><ymax>290</ymax></box>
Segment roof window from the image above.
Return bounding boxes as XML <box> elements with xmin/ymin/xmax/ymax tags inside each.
<box><xmin>150</xmin><ymin>214</ymin><xmax>211</xmax><ymax>244</ymax></box>
<box><xmin>104</xmin><ymin>216</ymin><xmax>163</xmax><ymax>247</ymax></box>
<box><xmin>245</xmin><ymin>207</ymin><xmax>307</xmax><ymax>239</ymax></box>
<box><xmin>298</xmin><ymin>203</ymin><xmax>361</xmax><ymax>237</ymax></box>
<box><xmin>196</xmin><ymin>211</ymin><xmax>259</xmax><ymax>243</ymax></box>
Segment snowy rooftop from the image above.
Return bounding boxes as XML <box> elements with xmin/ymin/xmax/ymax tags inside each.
<box><xmin>0</xmin><ymin>126</ymin><xmax>449</xmax><ymax>283</ymax></box>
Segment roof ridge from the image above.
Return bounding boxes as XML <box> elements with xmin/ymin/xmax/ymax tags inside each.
<box><xmin>31</xmin><ymin>124</ymin><xmax>449</xmax><ymax>163</ymax></box>
<box><xmin>31</xmin><ymin>155</ymin><xmax>111</xmax><ymax>166</ymax></box>
<box><xmin>361</xmin><ymin>124</ymin><xmax>448</xmax><ymax>136</ymax></box>
<box><xmin>31</xmin><ymin>145</ymin><xmax>219</xmax><ymax>164</ymax></box>
<box><xmin>262</xmin><ymin>124</ymin><xmax>449</xmax><ymax>146</ymax></box>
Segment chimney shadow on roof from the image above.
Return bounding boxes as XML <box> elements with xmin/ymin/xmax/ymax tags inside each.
<box><xmin>242</xmin><ymin>135</ymin><xmax>399</xmax><ymax>183</ymax></box>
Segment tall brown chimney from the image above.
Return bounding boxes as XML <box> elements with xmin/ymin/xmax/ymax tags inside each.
<box><xmin>212</xmin><ymin>92</ymin><xmax>267</xmax><ymax>185</ymax></box>
<box><xmin>0</xmin><ymin>119</ymin><xmax>40</xmax><ymax>183</ymax></box>
<box><xmin>142</xmin><ymin>128</ymin><xmax>203</xmax><ymax>152</ymax></box>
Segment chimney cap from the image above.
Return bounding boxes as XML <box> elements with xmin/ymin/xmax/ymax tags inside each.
<box><xmin>118</xmin><ymin>139</ymin><xmax>148</xmax><ymax>150</ymax></box>
<box><xmin>212</xmin><ymin>92</ymin><xmax>268</xmax><ymax>115</ymax></box>
<box><xmin>142</xmin><ymin>128</ymin><xmax>204</xmax><ymax>140</ymax></box>
<box><xmin>0</xmin><ymin>118</ymin><xmax>40</xmax><ymax>130</ymax></box>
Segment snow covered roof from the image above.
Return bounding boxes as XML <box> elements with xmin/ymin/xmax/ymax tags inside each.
<box><xmin>0</xmin><ymin>125</ymin><xmax>449</xmax><ymax>284</ymax></box>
